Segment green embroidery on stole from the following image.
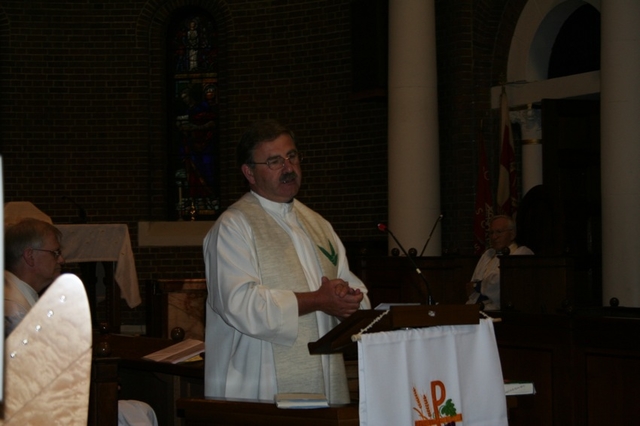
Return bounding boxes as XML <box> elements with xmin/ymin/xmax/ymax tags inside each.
<box><xmin>317</xmin><ymin>240</ymin><xmax>338</xmax><ymax>266</ymax></box>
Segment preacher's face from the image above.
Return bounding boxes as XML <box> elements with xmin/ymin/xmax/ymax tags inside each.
<box><xmin>241</xmin><ymin>133</ymin><xmax>302</xmax><ymax>203</ymax></box>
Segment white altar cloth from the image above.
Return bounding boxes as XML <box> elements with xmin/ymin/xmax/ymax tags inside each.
<box><xmin>57</xmin><ymin>224</ymin><xmax>141</xmax><ymax>308</ymax></box>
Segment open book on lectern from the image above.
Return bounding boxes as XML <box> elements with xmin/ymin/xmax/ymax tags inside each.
<box><xmin>308</xmin><ymin>304</ymin><xmax>479</xmax><ymax>355</ymax></box>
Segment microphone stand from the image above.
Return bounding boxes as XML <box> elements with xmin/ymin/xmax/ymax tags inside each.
<box><xmin>419</xmin><ymin>214</ymin><xmax>443</xmax><ymax>257</ymax></box>
<box><xmin>378</xmin><ymin>223</ymin><xmax>435</xmax><ymax>305</ymax></box>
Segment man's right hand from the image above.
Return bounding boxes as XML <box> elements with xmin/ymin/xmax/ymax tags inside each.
<box><xmin>296</xmin><ymin>276</ymin><xmax>364</xmax><ymax>319</ymax></box>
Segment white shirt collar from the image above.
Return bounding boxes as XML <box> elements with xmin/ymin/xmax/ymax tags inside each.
<box><xmin>251</xmin><ymin>191</ymin><xmax>295</xmax><ymax>218</ymax></box>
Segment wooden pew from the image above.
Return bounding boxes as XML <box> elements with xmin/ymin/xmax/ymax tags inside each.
<box><xmin>351</xmin><ymin>255</ymin><xmax>477</xmax><ymax>306</ymax></box>
<box><xmin>89</xmin><ymin>333</ymin><xmax>204</xmax><ymax>426</ymax></box>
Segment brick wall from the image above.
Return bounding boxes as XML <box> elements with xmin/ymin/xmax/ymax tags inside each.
<box><xmin>0</xmin><ymin>0</ymin><xmax>524</xmax><ymax>325</ymax></box>
<box><xmin>435</xmin><ymin>0</ymin><xmax>525</xmax><ymax>253</ymax></box>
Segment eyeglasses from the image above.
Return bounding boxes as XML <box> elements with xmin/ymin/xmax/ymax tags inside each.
<box><xmin>32</xmin><ymin>248</ymin><xmax>63</xmax><ymax>259</ymax></box>
<box><xmin>250</xmin><ymin>151</ymin><xmax>303</xmax><ymax>170</ymax></box>
<box><xmin>487</xmin><ymin>229</ymin><xmax>510</xmax><ymax>236</ymax></box>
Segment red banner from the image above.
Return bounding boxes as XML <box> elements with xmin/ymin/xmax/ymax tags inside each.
<box><xmin>496</xmin><ymin>89</ymin><xmax>517</xmax><ymax>217</ymax></box>
<box><xmin>473</xmin><ymin>131</ymin><xmax>493</xmax><ymax>255</ymax></box>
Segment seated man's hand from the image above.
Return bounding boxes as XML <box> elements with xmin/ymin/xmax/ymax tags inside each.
<box><xmin>466</xmin><ymin>281</ymin><xmax>476</xmax><ymax>297</ymax></box>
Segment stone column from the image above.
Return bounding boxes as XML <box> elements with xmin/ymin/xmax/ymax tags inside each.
<box><xmin>601</xmin><ymin>1</ymin><xmax>640</xmax><ymax>306</ymax></box>
<box><xmin>387</xmin><ymin>0</ymin><xmax>441</xmax><ymax>256</ymax></box>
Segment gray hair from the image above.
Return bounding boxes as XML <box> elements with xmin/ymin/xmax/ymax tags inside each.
<box><xmin>491</xmin><ymin>215</ymin><xmax>515</xmax><ymax>230</ymax></box>
<box><xmin>5</xmin><ymin>218</ymin><xmax>62</xmax><ymax>270</ymax></box>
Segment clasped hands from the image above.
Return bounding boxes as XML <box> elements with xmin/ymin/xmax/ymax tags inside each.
<box><xmin>318</xmin><ymin>276</ymin><xmax>363</xmax><ymax>320</ymax></box>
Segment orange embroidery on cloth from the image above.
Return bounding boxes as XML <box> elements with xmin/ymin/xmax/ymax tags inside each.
<box><xmin>413</xmin><ymin>381</ymin><xmax>463</xmax><ymax>425</ymax></box>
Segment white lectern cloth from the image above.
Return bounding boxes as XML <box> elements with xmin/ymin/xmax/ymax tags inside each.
<box><xmin>358</xmin><ymin>318</ymin><xmax>507</xmax><ymax>426</ymax></box>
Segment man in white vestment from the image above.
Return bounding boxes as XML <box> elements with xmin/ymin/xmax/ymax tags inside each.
<box><xmin>466</xmin><ymin>215</ymin><xmax>533</xmax><ymax>310</ymax></box>
<box><xmin>4</xmin><ymin>218</ymin><xmax>65</xmax><ymax>337</ymax></box>
<box><xmin>203</xmin><ymin>119</ymin><xmax>370</xmax><ymax>404</ymax></box>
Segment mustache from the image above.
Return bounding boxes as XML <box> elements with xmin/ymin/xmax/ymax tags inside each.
<box><xmin>280</xmin><ymin>172</ymin><xmax>298</xmax><ymax>184</ymax></box>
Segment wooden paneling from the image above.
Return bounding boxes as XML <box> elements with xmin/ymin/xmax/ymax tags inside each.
<box><xmin>176</xmin><ymin>398</ymin><xmax>359</xmax><ymax>426</ymax></box>
<box><xmin>355</xmin><ymin>254</ymin><xmax>595</xmax><ymax>313</ymax></box>
<box><xmin>494</xmin><ymin>314</ymin><xmax>575</xmax><ymax>425</ymax></box>
<box><xmin>495</xmin><ymin>310</ymin><xmax>640</xmax><ymax>425</ymax></box>
<box><xmin>353</xmin><ymin>255</ymin><xmax>477</xmax><ymax>307</ymax></box>
<box><xmin>89</xmin><ymin>359</ymin><xmax>119</xmax><ymax>426</ymax></box>
<box><xmin>500</xmin><ymin>255</ymin><xmax>575</xmax><ymax>313</ymax></box>
<box><xmin>147</xmin><ymin>279</ymin><xmax>207</xmax><ymax>341</ymax></box>
<box><xmin>585</xmin><ymin>354</ymin><xmax>640</xmax><ymax>424</ymax></box>
<box><xmin>90</xmin><ymin>333</ymin><xmax>204</xmax><ymax>426</ymax></box>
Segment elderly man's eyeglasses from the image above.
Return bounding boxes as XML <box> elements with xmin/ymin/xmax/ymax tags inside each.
<box><xmin>32</xmin><ymin>248</ymin><xmax>63</xmax><ymax>259</ymax></box>
<box><xmin>487</xmin><ymin>229</ymin><xmax>510</xmax><ymax>236</ymax></box>
<box><xmin>251</xmin><ymin>151</ymin><xmax>303</xmax><ymax>170</ymax></box>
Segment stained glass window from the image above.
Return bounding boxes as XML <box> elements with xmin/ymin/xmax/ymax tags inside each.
<box><xmin>167</xmin><ymin>10</ymin><xmax>220</xmax><ymax>220</ymax></box>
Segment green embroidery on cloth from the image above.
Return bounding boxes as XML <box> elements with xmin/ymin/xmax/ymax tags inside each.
<box><xmin>318</xmin><ymin>241</ymin><xmax>338</xmax><ymax>266</ymax></box>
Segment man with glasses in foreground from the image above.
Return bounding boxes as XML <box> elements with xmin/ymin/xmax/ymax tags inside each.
<box><xmin>4</xmin><ymin>218</ymin><xmax>65</xmax><ymax>337</ymax></box>
<box><xmin>466</xmin><ymin>215</ymin><xmax>533</xmax><ymax>310</ymax></box>
<box><xmin>203</xmin><ymin>119</ymin><xmax>370</xmax><ymax>404</ymax></box>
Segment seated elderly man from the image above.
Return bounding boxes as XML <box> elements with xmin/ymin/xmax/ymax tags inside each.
<box><xmin>4</xmin><ymin>218</ymin><xmax>158</xmax><ymax>425</ymax></box>
<box><xmin>466</xmin><ymin>215</ymin><xmax>533</xmax><ymax>310</ymax></box>
<box><xmin>4</xmin><ymin>218</ymin><xmax>65</xmax><ymax>337</ymax></box>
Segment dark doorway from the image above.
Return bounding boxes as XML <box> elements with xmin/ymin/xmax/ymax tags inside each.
<box><xmin>540</xmin><ymin>98</ymin><xmax>601</xmax><ymax>306</ymax></box>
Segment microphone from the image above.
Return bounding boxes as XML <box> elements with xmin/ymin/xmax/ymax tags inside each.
<box><xmin>62</xmin><ymin>196</ymin><xmax>88</xmax><ymax>224</ymax></box>
<box><xmin>419</xmin><ymin>214</ymin><xmax>443</xmax><ymax>257</ymax></box>
<box><xmin>378</xmin><ymin>223</ymin><xmax>434</xmax><ymax>305</ymax></box>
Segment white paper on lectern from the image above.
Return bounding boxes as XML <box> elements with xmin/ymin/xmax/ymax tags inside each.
<box><xmin>358</xmin><ymin>319</ymin><xmax>507</xmax><ymax>426</ymax></box>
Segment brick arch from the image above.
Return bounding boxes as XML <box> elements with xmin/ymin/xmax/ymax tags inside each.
<box><xmin>506</xmin><ymin>0</ymin><xmax>601</xmax><ymax>83</ymax></box>
<box><xmin>135</xmin><ymin>0</ymin><xmax>234</xmax><ymax>219</ymax></box>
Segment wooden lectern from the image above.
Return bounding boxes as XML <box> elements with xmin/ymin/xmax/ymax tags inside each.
<box><xmin>176</xmin><ymin>305</ymin><xmax>479</xmax><ymax>426</ymax></box>
<box><xmin>176</xmin><ymin>397</ymin><xmax>359</xmax><ymax>426</ymax></box>
<box><xmin>308</xmin><ymin>304</ymin><xmax>480</xmax><ymax>355</ymax></box>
